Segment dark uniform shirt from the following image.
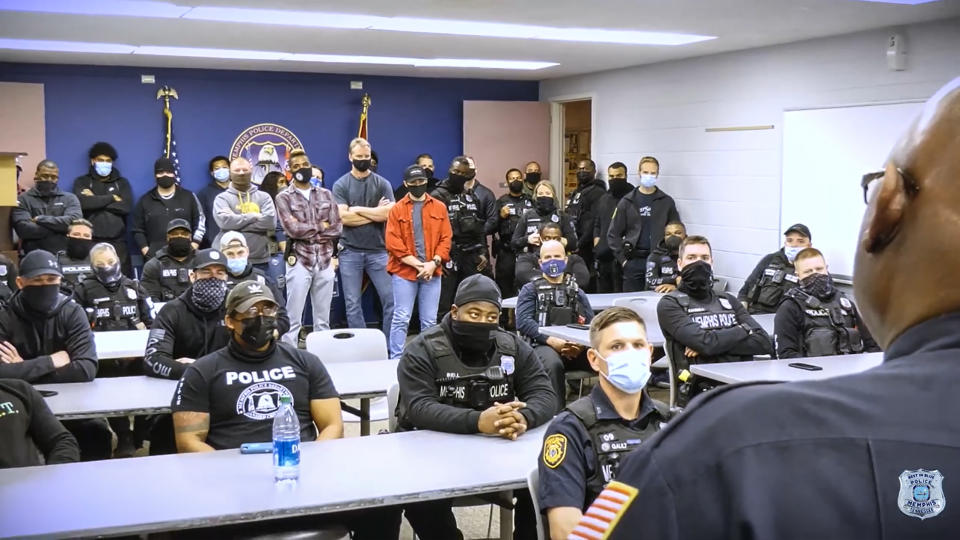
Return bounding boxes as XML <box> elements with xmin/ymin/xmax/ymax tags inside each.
<box><xmin>606</xmin><ymin>188</ymin><xmax>680</xmax><ymax>265</ymax></box>
<box><xmin>171</xmin><ymin>339</ymin><xmax>338</xmax><ymax>450</ymax></box>
<box><xmin>141</xmin><ymin>248</ymin><xmax>196</xmax><ymax>302</ymax></box>
<box><xmin>775</xmin><ymin>289</ymin><xmax>880</xmax><ymax>359</ymax></box>
<box><xmin>585</xmin><ymin>311</ymin><xmax>960</xmax><ymax>540</ymax></box>
<box><xmin>56</xmin><ymin>253</ymin><xmax>93</xmax><ymax>298</ymax></box>
<box><xmin>565</xmin><ymin>180</ymin><xmax>607</xmax><ymax>257</ymax></box>
<box><xmin>516</xmin><ymin>278</ymin><xmax>594</xmax><ymax>345</ymax></box>
<box><xmin>737</xmin><ymin>249</ymin><xmax>800</xmax><ymax>314</ymax></box>
<box><xmin>0</xmin><ymin>255</ymin><xmax>18</xmax><ymax>305</ymax></box>
<box><xmin>494</xmin><ymin>193</ymin><xmax>533</xmax><ymax>253</ymax></box>
<box><xmin>510</xmin><ymin>208</ymin><xmax>578</xmax><ymax>254</ymax></box>
<box><xmin>538</xmin><ymin>385</ymin><xmax>666</xmax><ymax>513</ymax></box>
<box><xmin>143</xmin><ymin>288</ymin><xmax>229</xmax><ymax>380</ymax></box>
<box><xmin>0</xmin><ymin>379</ymin><xmax>79</xmax><ymax>468</ymax></box>
<box><xmin>645</xmin><ymin>242</ymin><xmax>679</xmax><ymax>290</ymax></box>
<box><xmin>74</xmin><ymin>277</ymin><xmax>154</xmax><ymax>331</ymax></box>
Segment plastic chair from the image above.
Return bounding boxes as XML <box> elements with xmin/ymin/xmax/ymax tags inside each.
<box><xmin>713</xmin><ymin>277</ymin><xmax>728</xmax><ymax>293</ymax></box>
<box><xmin>527</xmin><ymin>468</ymin><xmax>546</xmax><ymax>540</ymax></box>
<box><xmin>305</xmin><ymin>329</ymin><xmax>389</xmax><ymax>424</ymax></box>
<box><xmin>612</xmin><ymin>295</ymin><xmax>660</xmax><ymax>331</ymax></box>
<box><xmin>387</xmin><ymin>382</ymin><xmax>400</xmax><ymax>433</ymax></box>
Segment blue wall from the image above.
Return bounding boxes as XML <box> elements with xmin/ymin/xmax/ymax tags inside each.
<box><xmin>0</xmin><ymin>62</ymin><xmax>539</xmax><ymax>198</ymax></box>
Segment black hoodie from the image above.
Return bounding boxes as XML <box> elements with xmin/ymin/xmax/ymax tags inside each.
<box><xmin>143</xmin><ymin>286</ymin><xmax>229</xmax><ymax>380</ymax></box>
<box><xmin>565</xmin><ymin>178</ymin><xmax>606</xmax><ymax>256</ymax></box>
<box><xmin>11</xmin><ymin>186</ymin><xmax>82</xmax><ymax>255</ymax></box>
<box><xmin>0</xmin><ymin>291</ymin><xmax>98</xmax><ymax>383</ymax></box>
<box><xmin>72</xmin><ymin>166</ymin><xmax>134</xmax><ymax>240</ymax></box>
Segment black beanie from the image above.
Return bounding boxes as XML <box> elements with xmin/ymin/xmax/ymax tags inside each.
<box><xmin>454</xmin><ymin>274</ymin><xmax>502</xmax><ymax>309</ymax></box>
<box><xmin>89</xmin><ymin>142</ymin><xmax>117</xmax><ymax>161</ymax></box>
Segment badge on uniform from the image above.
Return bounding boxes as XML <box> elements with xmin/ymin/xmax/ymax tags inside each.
<box><xmin>719</xmin><ymin>297</ymin><xmax>732</xmax><ymax>310</ymax></box>
<box><xmin>570</xmin><ymin>481</ymin><xmax>638</xmax><ymax>539</ymax></box>
<box><xmin>840</xmin><ymin>297</ymin><xmax>852</xmax><ymax>309</ymax></box>
<box><xmin>500</xmin><ymin>355</ymin><xmax>515</xmax><ymax>376</ymax></box>
<box><xmin>542</xmin><ymin>433</ymin><xmax>567</xmax><ymax>469</ymax></box>
<box><xmin>898</xmin><ymin>469</ymin><xmax>945</xmax><ymax>520</ymax></box>
<box><xmin>126</xmin><ymin>288</ymin><xmax>137</xmax><ymax>300</ymax></box>
<box><xmin>550</xmin><ymin>214</ymin><xmax>560</xmax><ymax>223</ymax></box>
<box><xmin>0</xmin><ymin>266</ymin><xmax>6</xmax><ymax>277</ymax></box>
<box><xmin>464</xmin><ymin>194</ymin><xmax>473</xmax><ymax>202</ymax></box>
<box><xmin>287</xmin><ymin>255</ymin><xmax>297</xmax><ymax>266</ymax></box>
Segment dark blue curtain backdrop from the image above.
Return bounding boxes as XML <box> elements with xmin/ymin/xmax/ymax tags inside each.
<box><xmin>0</xmin><ymin>62</ymin><xmax>539</xmax><ymax>197</ymax></box>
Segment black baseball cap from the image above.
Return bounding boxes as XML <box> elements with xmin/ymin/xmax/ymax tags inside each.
<box><xmin>783</xmin><ymin>223</ymin><xmax>811</xmax><ymax>240</ymax></box>
<box><xmin>155</xmin><ymin>157</ymin><xmax>176</xmax><ymax>174</ymax></box>
<box><xmin>192</xmin><ymin>249</ymin><xmax>226</xmax><ymax>270</ymax></box>
<box><xmin>19</xmin><ymin>249</ymin><xmax>62</xmax><ymax>279</ymax></box>
<box><xmin>454</xmin><ymin>274</ymin><xmax>502</xmax><ymax>310</ymax></box>
<box><xmin>226</xmin><ymin>280</ymin><xmax>277</xmax><ymax>314</ymax></box>
<box><xmin>166</xmin><ymin>218</ymin><xmax>191</xmax><ymax>233</ymax></box>
<box><xmin>403</xmin><ymin>165</ymin><xmax>428</xmax><ymax>183</ymax></box>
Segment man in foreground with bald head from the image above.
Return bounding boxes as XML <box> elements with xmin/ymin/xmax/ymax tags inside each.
<box><xmin>572</xmin><ymin>77</ymin><xmax>960</xmax><ymax>539</ymax></box>
<box><xmin>517</xmin><ymin>239</ymin><xmax>594</xmax><ymax>411</ymax></box>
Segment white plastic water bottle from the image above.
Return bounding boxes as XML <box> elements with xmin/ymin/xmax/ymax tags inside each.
<box><xmin>272</xmin><ymin>395</ymin><xmax>300</xmax><ymax>484</ymax></box>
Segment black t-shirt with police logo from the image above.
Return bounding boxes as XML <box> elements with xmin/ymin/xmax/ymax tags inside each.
<box><xmin>172</xmin><ymin>338</ymin><xmax>338</xmax><ymax>450</ymax></box>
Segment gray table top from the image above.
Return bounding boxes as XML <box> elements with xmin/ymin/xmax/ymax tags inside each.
<box><xmin>94</xmin><ymin>330</ymin><xmax>150</xmax><ymax>360</ymax></box>
<box><xmin>0</xmin><ymin>426</ymin><xmax>545</xmax><ymax>539</ymax></box>
<box><xmin>690</xmin><ymin>352</ymin><xmax>884</xmax><ymax>384</ymax></box>
<box><xmin>37</xmin><ymin>359</ymin><xmax>399</xmax><ymax>419</ymax></box>
<box><xmin>502</xmin><ymin>291</ymin><xmax>661</xmax><ymax>310</ymax></box>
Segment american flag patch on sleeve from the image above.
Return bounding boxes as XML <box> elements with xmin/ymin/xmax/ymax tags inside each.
<box><xmin>568</xmin><ymin>481</ymin><xmax>638</xmax><ymax>539</ymax></box>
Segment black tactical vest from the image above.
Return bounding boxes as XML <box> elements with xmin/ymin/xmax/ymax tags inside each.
<box><xmin>446</xmin><ymin>190</ymin><xmax>485</xmax><ymax>247</ymax></box>
<box><xmin>566</xmin><ymin>395</ymin><xmax>670</xmax><ymax>506</ymax></box>
<box><xmin>79</xmin><ymin>278</ymin><xmax>149</xmax><ymax>331</ymax></box>
<box><xmin>532</xmin><ymin>275</ymin><xmax>582</xmax><ymax>327</ymax></box>
<box><xmin>423</xmin><ymin>324</ymin><xmax>518</xmax><ymax>411</ymax></box>
<box><xmin>0</xmin><ymin>262</ymin><xmax>14</xmax><ymax>304</ymax></box>
<box><xmin>57</xmin><ymin>253</ymin><xmax>92</xmax><ymax>296</ymax></box>
<box><xmin>497</xmin><ymin>196</ymin><xmax>533</xmax><ymax>247</ymax></box>
<box><xmin>748</xmin><ymin>255</ymin><xmax>799</xmax><ymax>313</ymax></box>
<box><xmin>645</xmin><ymin>251</ymin><xmax>678</xmax><ymax>287</ymax></box>
<box><xmin>521</xmin><ymin>210</ymin><xmax>564</xmax><ymax>252</ymax></box>
<box><xmin>784</xmin><ymin>288</ymin><xmax>864</xmax><ymax>357</ymax></box>
<box><xmin>157</xmin><ymin>257</ymin><xmax>193</xmax><ymax>301</ymax></box>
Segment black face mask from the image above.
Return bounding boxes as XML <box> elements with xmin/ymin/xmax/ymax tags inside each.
<box><xmin>576</xmin><ymin>170</ymin><xmax>594</xmax><ymax>186</ymax></box>
<box><xmin>156</xmin><ymin>175</ymin><xmax>176</xmax><ymax>189</ymax></box>
<box><xmin>352</xmin><ymin>159</ymin><xmax>372</xmax><ymax>172</ymax></box>
<box><xmin>238</xmin><ymin>315</ymin><xmax>278</xmax><ymax>348</ymax></box>
<box><xmin>168</xmin><ymin>237</ymin><xmax>192</xmax><ymax>258</ymax></box>
<box><xmin>679</xmin><ymin>260</ymin><xmax>714</xmax><ymax>299</ymax></box>
<box><xmin>191</xmin><ymin>277</ymin><xmax>227</xmax><ymax>312</ymax></box>
<box><xmin>94</xmin><ymin>262</ymin><xmax>122</xmax><ymax>286</ymax></box>
<box><xmin>451</xmin><ymin>320</ymin><xmax>497</xmax><ymax>354</ymax></box>
<box><xmin>66</xmin><ymin>237</ymin><xmax>93</xmax><ymax>260</ymax></box>
<box><xmin>423</xmin><ymin>167</ymin><xmax>435</xmax><ymax>179</ymax></box>
<box><xmin>508</xmin><ymin>180</ymin><xmax>524</xmax><ymax>194</ymax></box>
<box><xmin>535</xmin><ymin>196</ymin><xmax>556</xmax><ymax>215</ymax></box>
<box><xmin>406</xmin><ymin>183</ymin><xmax>428</xmax><ymax>198</ymax></box>
<box><xmin>801</xmin><ymin>272</ymin><xmax>836</xmax><ymax>300</ymax></box>
<box><xmin>525</xmin><ymin>172</ymin><xmax>541</xmax><ymax>185</ymax></box>
<box><xmin>21</xmin><ymin>284</ymin><xmax>60</xmax><ymax>315</ymax></box>
<box><xmin>664</xmin><ymin>235</ymin><xmax>683</xmax><ymax>253</ymax></box>
<box><xmin>35</xmin><ymin>181</ymin><xmax>57</xmax><ymax>195</ymax></box>
<box><xmin>447</xmin><ymin>173</ymin><xmax>470</xmax><ymax>194</ymax></box>
<box><xmin>291</xmin><ymin>168</ymin><xmax>311</xmax><ymax>185</ymax></box>
<box><xmin>231</xmin><ymin>173</ymin><xmax>252</xmax><ymax>191</ymax></box>
<box><xmin>608</xmin><ymin>179</ymin><xmax>632</xmax><ymax>198</ymax></box>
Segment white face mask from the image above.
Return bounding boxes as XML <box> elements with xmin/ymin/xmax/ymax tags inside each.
<box><xmin>596</xmin><ymin>348</ymin><xmax>652</xmax><ymax>394</ymax></box>
<box><xmin>784</xmin><ymin>245</ymin><xmax>803</xmax><ymax>263</ymax></box>
<box><xmin>639</xmin><ymin>174</ymin><xmax>658</xmax><ymax>188</ymax></box>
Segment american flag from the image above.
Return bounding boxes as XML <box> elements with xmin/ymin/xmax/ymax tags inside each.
<box><xmin>358</xmin><ymin>93</ymin><xmax>370</xmax><ymax>140</ymax></box>
<box><xmin>569</xmin><ymin>481</ymin><xmax>638</xmax><ymax>540</ymax></box>
<box><xmin>157</xmin><ymin>86</ymin><xmax>182</xmax><ymax>183</ymax></box>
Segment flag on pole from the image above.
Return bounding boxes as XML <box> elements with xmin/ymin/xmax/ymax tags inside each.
<box><xmin>157</xmin><ymin>85</ymin><xmax>182</xmax><ymax>183</ymax></box>
<box><xmin>358</xmin><ymin>93</ymin><xmax>371</xmax><ymax>140</ymax></box>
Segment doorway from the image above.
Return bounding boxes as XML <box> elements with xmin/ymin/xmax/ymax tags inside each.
<box><xmin>560</xmin><ymin>99</ymin><xmax>592</xmax><ymax>202</ymax></box>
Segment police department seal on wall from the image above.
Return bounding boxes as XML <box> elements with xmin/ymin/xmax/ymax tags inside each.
<box><xmin>230</xmin><ymin>123</ymin><xmax>304</xmax><ymax>185</ymax></box>
<box><xmin>898</xmin><ymin>469</ymin><xmax>945</xmax><ymax>520</ymax></box>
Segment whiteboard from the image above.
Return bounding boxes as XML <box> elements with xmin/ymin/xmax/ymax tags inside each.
<box><xmin>781</xmin><ymin>101</ymin><xmax>922</xmax><ymax>279</ymax></box>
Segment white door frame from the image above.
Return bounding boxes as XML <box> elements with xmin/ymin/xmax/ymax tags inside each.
<box><xmin>548</xmin><ymin>92</ymin><xmax>596</xmax><ymax>205</ymax></box>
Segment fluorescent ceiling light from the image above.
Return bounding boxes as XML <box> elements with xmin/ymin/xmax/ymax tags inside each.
<box><xmin>0</xmin><ymin>38</ymin><xmax>135</xmax><ymax>54</ymax></box>
<box><xmin>0</xmin><ymin>1</ymin><xmax>715</xmax><ymax>46</ymax></box>
<box><xmin>855</xmin><ymin>0</ymin><xmax>939</xmax><ymax>4</ymax></box>
<box><xmin>0</xmin><ymin>39</ymin><xmax>557</xmax><ymax>70</ymax></box>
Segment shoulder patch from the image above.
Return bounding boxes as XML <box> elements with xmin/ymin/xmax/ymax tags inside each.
<box><xmin>840</xmin><ymin>297</ymin><xmax>852</xmax><ymax>309</ymax></box>
<box><xmin>542</xmin><ymin>433</ymin><xmax>567</xmax><ymax>469</ymax></box>
<box><xmin>718</xmin><ymin>297</ymin><xmax>732</xmax><ymax>310</ymax></box>
<box><xmin>569</xmin><ymin>481</ymin><xmax>638</xmax><ymax>540</ymax></box>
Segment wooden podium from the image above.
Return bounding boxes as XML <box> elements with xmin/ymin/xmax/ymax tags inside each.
<box><xmin>0</xmin><ymin>151</ymin><xmax>26</xmax><ymax>259</ymax></box>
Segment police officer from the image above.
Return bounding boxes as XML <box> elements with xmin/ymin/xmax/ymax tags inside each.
<box><xmin>516</xmin><ymin>240</ymin><xmax>594</xmax><ymax>411</ymax></box>
<box><xmin>594</xmin><ymin>162</ymin><xmax>633</xmax><ymax>293</ymax></box>
<box><xmin>537</xmin><ymin>307</ymin><xmax>669</xmax><ymax>539</ymax></box>
<box><xmin>511</xmin><ymin>180</ymin><xmax>577</xmax><ymax>257</ymax></box>
<box><xmin>397</xmin><ymin>274</ymin><xmax>557</xmax><ymax>540</ymax></box>
<box><xmin>493</xmin><ymin>168</ymin><xmax>533</xmax><ymax>298</ymax></box>
<box><xmin>775</xmin><ymin>247</ymin><xmax>879</xmax><ymax>358</ymax></box>
<box><xmin>522</xmin><ymin>161</ymin><xmax>543</xmax><ymax>199</ymax></box>
<box><xmin>738</xmin><ymin>223</ymin><xmax>812</xmax><ymax>314</ymax></box>
<box><xmin>645</xmin><ymin>221</ymin><xmax>686</xmax><ymax>293</ymax></box>
<box><xmin>57</xmin><ymin>219</ymin><xmax>95</xmax><ymax>296</ymax></box>
<box><xmin>515</xmin><ymin>223</ymin><xmax>592</xmax><ymax>288</ymax></box>
<box><xmin>565</xmin><ymin>159</ymin><xmax>606</xmax><ymax>292</ymax></box>
<box><xmin>74</xmin><ymin>242</ymin><xmax>154</xmax><ymax>457</ymax></box>
<box><xmin>0</xmin><ymin>253</ymin><xmax>17</xmax><ymax>305</ymax></box>
<box><xmin>573</xmin><ymin>76</ymin><xmax>960</xmax><ymax>540</ymax></box>
<box><xmin>141</xmin><ymin>218</ymin><xmax>197</xmax><ymax>302</ymax></box>
<box><xmin>657</xmin><ymin>235</ymin><xmax>772</xmax><ymax>407</ymax></box>
<box><xmin>431</xmin><ymin>156</ymin><xmax>492</xmax><ymax>320</ymax></box>
<box><xmin>219</xmin><ymin>231</ymin><xmax>290</xmax><ymax>337</ymax></box>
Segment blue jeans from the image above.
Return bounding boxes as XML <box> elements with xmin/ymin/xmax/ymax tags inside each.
<box><xmin>389</xmin><ymin>274</ymin><xmax>441</xmax><ymax>359</ymax></box>
<box><xmin>338</xmin><ymin>248</ymin><xmax>394</xmax><ymax>349</ymax></box>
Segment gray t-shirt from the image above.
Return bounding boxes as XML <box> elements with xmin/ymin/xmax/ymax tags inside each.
<box><xmin>332</xmin><ymin>171</ymin><xmax>394</xmax><ymax>251</ymax></box>
<box><xmin>412</xmin><ymin>200</ymin><xmax>426</xmax><ymax>261</ymax></box>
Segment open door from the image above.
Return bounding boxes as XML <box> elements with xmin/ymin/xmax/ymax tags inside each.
<box><xmin>463</xmin><ymin>101</ymin><xmax>550</xmax><ymax>197</ymax></box>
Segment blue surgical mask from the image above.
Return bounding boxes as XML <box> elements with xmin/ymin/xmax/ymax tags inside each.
<box><xmin>784</xmin><ymin>246</ymin><xmax>803</xmax><ymax>263</ymax></box>
<box><xmin>212</xmin><ymin>167</ymin><xmax>230</xmax><ymax>182</ymax></box>
<box><xmin>94</xmin><ymin>162</ymin><xmax>112</xmax><ymax>177</ymax></box>
<box><xmin>597</xmin><ymin>348</ymin><xmax>652</xmax><ymax>394</ymax></box>
<box><xmin>639</xmin><ymin>173</ymin><xmax>657</xmax><ymax>188</ymax></box>
<box><xmin>540</xmin><ymin>258</ymin><xmax>566</xmax><ymax>278</ymax></box>
<box><xmin>226</xmin><ymin>257</ymin><xmax>247</xmax><ymax>275</ymax></box>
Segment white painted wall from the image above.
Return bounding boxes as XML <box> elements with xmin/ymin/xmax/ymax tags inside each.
<box><xmin>540</xmin><ymin>18</ymin><xmax>960</xmax><ymax>293</ymax></box>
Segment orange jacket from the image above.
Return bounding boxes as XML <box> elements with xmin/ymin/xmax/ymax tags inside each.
<box><xmin>386</xmin><ymin>194</ymin><xmax>452</xmax><ymax>280</ymax></box>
